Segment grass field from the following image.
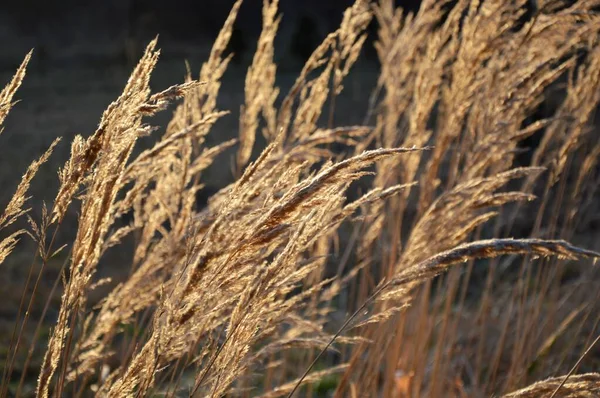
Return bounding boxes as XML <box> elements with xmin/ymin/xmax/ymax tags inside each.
<box><xmin>1</xmin><ymin>0</ymin><xmax>600</xmax><ymax>396</ymax></box>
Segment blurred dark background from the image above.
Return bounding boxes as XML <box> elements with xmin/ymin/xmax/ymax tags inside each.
<box><xmin>0</xmin><ymin>0</ymin><xmax>422</xmax><ymax>70</ymax></box>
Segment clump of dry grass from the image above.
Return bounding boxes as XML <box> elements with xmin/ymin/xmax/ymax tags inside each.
<box><xmin>1</xmin><ymin>0</ymin><xmax>600</xmax><ymax>397</ymax></box>
<box><xmin>335</xmin><ymin>1</ymin><xmax>600</xmax><ymax>396</ymax></box>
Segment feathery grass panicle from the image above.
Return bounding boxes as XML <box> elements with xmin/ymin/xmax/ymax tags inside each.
<box><xmin>387</xmin><ymin>239</ymin><xmax>600</xmax><ymax>295</ymax></box>
<box><xmin>0</xmin><ymin>139</ymin><xmax>60</xmax><ymax>231</ymax></box>
<box><xmin>237</xmin><ymin>0</ymin><xmax>280</xmax><ymax>169</ymax></box>
<box><xmin>503</xmin><ymin>373</ymin><xmax>600</xmax><ymax>397</ymax></box>
<box><xmin>0</xmin><ymin>51</ymin><xmax>32</xmax><ymax>129</ymax></box>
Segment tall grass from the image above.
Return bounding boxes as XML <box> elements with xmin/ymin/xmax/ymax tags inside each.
<box><xmin>1</xmin><ymin>0</ymin><xmax>600</xmax><ymax>396</ymax></box>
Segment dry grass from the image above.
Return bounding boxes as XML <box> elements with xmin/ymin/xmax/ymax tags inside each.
<box><xmin>1</xmin><ymin>0</ymin><xmax>600</xmax><ymax>396</ymax></box>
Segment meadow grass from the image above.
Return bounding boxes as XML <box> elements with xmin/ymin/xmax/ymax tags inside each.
<box><xmin>1</xmin><ymin>0</ymin><xmax>600</xmax><ymax>396</ymax></box>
